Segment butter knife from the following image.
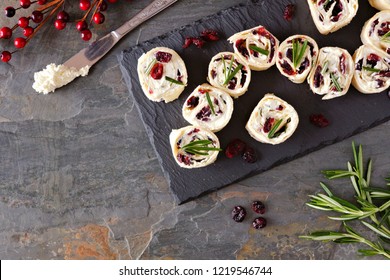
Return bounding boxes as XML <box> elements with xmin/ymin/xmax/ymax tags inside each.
<box><xmin>63</xmin><ymin>0</ymin><xmax>178</xmax><ymax>70</ymax></box>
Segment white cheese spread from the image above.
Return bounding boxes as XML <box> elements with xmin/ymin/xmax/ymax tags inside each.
<box><xmin>32</xmin><ymin>63</ymin><xmax>90</xmax><ymax>94</ymax></box>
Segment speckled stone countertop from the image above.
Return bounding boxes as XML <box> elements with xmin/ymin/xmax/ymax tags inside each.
<box><xmin>0</xmin><ymin>0</ymin><xmax>389</xmax><ymax>260</ymax></box>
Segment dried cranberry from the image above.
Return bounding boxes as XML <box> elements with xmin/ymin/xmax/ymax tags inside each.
<box><xmin>235</xmin><ymin>39</ymin><xmax>249</xmax><ymax>58</ymax></box>
<box><xmin>277</xmin><ymin>105</ymin><xmax>284</xmax><ymax>111</ymax></box>
<box><xmin>155</xmin><ymin>51</ymin><xmax>172</xmax><ymax>63</ymax></box>
<box><xmin>252</xmin><ymin>217</ymin><xmax>267</xmax><ymax>229</ymax></box>
<box><xmin>339</xmin><ymin>54</ymin><xmax>346</xmax><ymax>74</ymax></box>
<box><xmin>192</xmin><ymin>37</ymin><xmax>205</xmax><ymax>48</ymax></box>
<box><xmin>186</xmin><ymin>96</ymin><xmax>199</xmax><ymax>109</ymax></box>
<box><xmin>225</xmin><ymin>139</ymin><xmax>246</xmax><ymax>159</ymax></box>
<box><xmin>183</xmin><ymin>37</ymin><xmax>193</xmax><ymax>48</ymax></box>
<box><xmin>313</xmin><ymin>66</ymin><xmax>324</xmax><ymax>88</ymax></box>
<box><xmin>228</xmin><ymin>77</ymin><xmax>237</xmax><ymax>90</ymax></box>
<box><xmin>310</xmin><ymin>114</ymin><xmax>330</xmax><ymax>128</ymax></box>
<box><xmin>263</xmin><ymin>117</ymin><xmax>275</xmax><ymax>133</ymax></box>
<box><xmin>280</xmin><ymin>60</ymin><xmax>295</xmax><ymax>75</ymax></box>
<box><xmin>196</xmin><ymin>106</ymin><xmax>211</xmax><ymax>121</ymax></box>
<box><xmin>200</xmin><ymin>29</ymin><xmax>220</xmax><ymax>41</ymax></box>
<box><xmin>298</xmin><ymin>57</ymin><xmax>310</xmax><ymax>74</ymax></box>
<box><xmin>283</xmin><ymin>4</ymin><xmax>295</xmax><ymax>21</ymax></box>
<box><xmin>177</xmin><ymin>153</ymin><xmax>191</xmax><ymax>165</ymax></box>
<box><xmin>232</xmin><ymin>206</ymin><xmax>246</xmax><ymax>223</ymax></box>
<box><xmin>367</xmin><ymin>53</ymin><xmax>380</xmax><ymax>68</ymax></box>
<box><xmin>242</xmin><ymin>146</ymin><xmax>257</xmax><ymax>163</ymax></box>
<box><xmin>150</xmin><ymin>63</ymin><xmax>163</xmax><ymax>80</ymax></box>
<box><xmin>252</xmin><ymin>201</ymin><xmax>265</xmax><ymax>214</ymax></box>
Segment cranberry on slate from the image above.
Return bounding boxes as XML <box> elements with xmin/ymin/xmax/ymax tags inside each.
<box><xmin>183</xmin><ymin>37</ymin><xmax>193</xmax><ymax>48</ymax></box>
<box><xmin>192</xmin><ymin>37</ymin><xmax>205</xmax><ymax>48</ymax></box>
<box><xmin>252</xmin><ymin>217</ymin><xmax>267</xmax><ymax>229</ymax></box>
<box><xmin>252</xmin><ymin>201</ymin><xmax>265</xmax><ymax>214</ymax></box>
<box><xmin>225</xmin><ymin>139</ymin><xmax>246</xmax><ymax>158</ymax></box>
<box><xmin>232</xmin><ymin>206</ymin><xmax>246</xmax><ymax>223</ymax></box>
<box><xmin>242</xmin><ymin>146</ymin><xmax>257</xmax><ymax>163</ymax></box>
<box><xmin>310</xmin><ymin>113</ymin><xmax>330</xmax><ymax>128</ymax></box>
<box><xmin>283</xmin><ymin>4</ymin><xmax>295</xmax><ymax>21</ymax></box>
<box><xmin>200</xmin><ymin>29</ymin><xmax>220</xmax><ymax>41</ymax></box>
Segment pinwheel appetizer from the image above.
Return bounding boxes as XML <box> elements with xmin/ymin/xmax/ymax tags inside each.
<box><xmin>246</xmin><ymin>94</ymin><xmax>299</xmax><ymax>145</ymax></box>
<box><xmin>308</xmin><ymin>47</ymin><xmax>354</xmax><ymax>100</ymax></box>
<box><xmin>369</xmin><ymin>0</ymin><xmax>390</xmax><ymax>10</ymax></box>
<box><xmin>207</xmin><ymin>52</ymin><xmax>251</xmax><ymax>98</ymax></box>
<box><xmin>182</xmin><ymin>84</ymin><xmax>234</xmax><ymax>132</ymax></box>
<box><xmin>137</xmin><ymin>47</ymin><xmax>188</xmax><ymax>103</ymax></box>
<box><xmin>169</xmin><ymin>126</ymin><xmax>221</xmax><ymax>169</ymax></box>
<box><xmin>361</xmin><ymin>10</ymin><xmax>390</xmax><ymax>57</ymax></box>
<box><xmin>307</xmin><ymin>0</ymin><xmax>359</xmax><ymax>35</ymax></box>
<box><xmin>352</xmin><ymin>45</ymin><xmax>390</xmax><ymax>94</ymax></box>
<box><xmin>228</xmin><ymin>25</ymin><xmax>279</xmax><ymax>71</ymax></box>
<box><xmin>276</xmin><ymin>35</ymin><xmax>319</xmax><ymax>83</ymax></box>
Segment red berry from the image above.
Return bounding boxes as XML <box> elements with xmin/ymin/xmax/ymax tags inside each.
<box><xmin>76</xmin><ymin>20</ymin><xmax>88</xmax><ymax>31</ymax></box>
<box><xmin>0</xmin><ymin>27</ymin><xmax>12</xmax><ymax>39</ymax></box>
<box><xmin>252</xmin><ymin>217</ymin><xmax>267</xmax><ymax>229</ymax></box>
<box><xmin>309</xmin><ymin>114</ymin><xmax>330</xmax><ymax>128</ymax></box>
<box><xmin>99</xmin><ymin>1</ymin><xmax>108</xmax><ymax>11</ymax></box>
<box><xmin>18</xmin><ymin>17</ymin><xmax>29</xmax><ymax>28</ymax></box>
<box><xmin>242</xmin><ymin>146</ymin><xmax>257</xmax><ymax>163</ymax></box>
<box><xmin>20</xmin><ymin>0</ymin><xmax>31</xmax><ymax>9</ymax></box>
<box><xmin>54</xmin><ymin>19</ymin><xmax>66</xmax><ymax>30</ymax></box>
<box><xmin>57</xmin><ymin>11</ymin><xmax>70</xmax><ymax>22</ymax></box>
<box><xmin>79</xmin><ymin>0</ymin><xmax>91</xmax><ymax>11</ymax></box>
<box><xmin>232</xmin><ymin>206</ymin><xmax>246</xmax><ymax>223</ymax></box>
<box><xmin>192</xmin><ymin>37</ymin><xmax>205</xmax><ymax>48</ymax></box>
<box><xmin>81</xmin><ymin>29</ymin><xmax>92</xmax><ymax>41</ymax></box>
<box><xmin>225</xmin><ymin>139</ymin><xmax>246</xmax><ymax>159</ymax></box>
<box><xmin>155</xmin><ymin>51</ymin><xmax>172</xmax><ymax>63</ymax></box>
<box><xmin>37</xmin><ymin>0</ymin><xmax>47</xmax><ymax>4</ymax></box>
<box><xmin>150</xmin><ymin>63</ymin><xmax>164</xmax><ymax>80</ymax></box>
<box><xmin>1</xmin><ymin>51</ymin><xmax>12</xmax><ymax>63</ymax></box>
<box><xmin>14</xmin><ymin>37</ymin><xmax>27</xmax><ymax>49</ymax></box>
<box><xmin>31</xmin><ymin>11</ymin><xmax>44</xmax><ymax>23</ymax></box>
<box><xmin>23</xmin><ymin>26</ymin><xmax>34</xmax><ymax>37</ymax></box>
<box><xmin>93</xmin><ymin>12</ymin><xmax>105</xmax><ymax>24</ymax></box>
<box><xmin>5</xmin><ymin>7</ymin><xmax>16</xmax><ymax>17</ymax></box>
<box><xmin>200</xmin><ymin>29</ymin><xmax>220</xmax><ymax>41</ymax></box>
<box><xmin>183</xmin><ymin>37</ymin><xmax>193</xmax><ymax>48</ymax></box>
<box><xmin>251</xmin><ymin>201</ymin><xmax>265</xmax><ymax>214</ymax></box>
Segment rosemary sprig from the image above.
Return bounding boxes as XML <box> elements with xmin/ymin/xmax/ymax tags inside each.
<box><xmin>165</xmin><ymin>76</ymin><xmax>184</xmax><ymax>85</ymax></box>
<box><xmin>301</xmin><ymin>142</ymin><xmax>390</xmax><ymax>259</ymax></box>
<box><xmin>268</xmin><ymin>119</ymin><xmax>283</xmax><ymax>139</ymax></box>
<box><xmin>181</xmin><ymin>140</ymin><xmax>222</xmax><ymax>156</ymax></box>
<box><xmin>249</xmin><ymin>45</ymin><xmax>269</xmax><ymax>56</ymax></box>
<box><xmin>205</xmin><ymin>92</ymin><xmax>216</xmax><ymax>115</ymax></box>
<box><xmin>292</xmin><ymin>39</ymin><xmax>308</xmax><ymax>69</ymax></box>
<box><xmin>362</xmin><ymin>66</ymin><xmax>380</xmax><ymax>73</ymax></box>
<box><xmin>223</xmin><ymin>63</ymin><xmax>243</xmax><ymax>85</ymax></box>
<box><xmin>223</xmin><ymin>56</ymin><xmax>235</xmax><ymax>85</ymax></box>
<box><xmin>321</xmin><ymin>61</ymin><xmax>329</xmax><ymax>74</ymax></box>
<box><xmin>330</xmin><ymin>72</ymin><xmax>342</xmax><ymax>92</ymax></box>
<box><xmin>145</xmin><ymin>58</ymin><xmax>157</xmax><ymax>75</ymax></box>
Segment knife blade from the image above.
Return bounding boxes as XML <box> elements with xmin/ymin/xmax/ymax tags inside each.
<box><xmin>63</xmin><ymin>0</ymin><xmax>178</xmax><ymax>70</ymax></box>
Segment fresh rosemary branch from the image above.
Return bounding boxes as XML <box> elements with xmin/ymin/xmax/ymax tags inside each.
<box><xmin>181</xmin><ymin>140</ymin><xmax>222</xmax><ymax>156</ymax></box>
<box><xmin>330</xmin><ymin>72</ymin><xmax>342</xmax><ymax>92</ymax></box>
<box><xmin>205</xmin><ymin>92</ymin><xmax>216</xmax><ymax>115</ymax></box>
<box><xmin>268</xmin><ymin>119</ymin><xmax>283</xmax><ymax>139</ymax></box>
<box><xmin>300</xmin><ymin>142</ymin><xmax>390</xmax><ymax>259</ymax></box>
<box><xmin>292</xmin><ymin>39</ymin><xmax>308</xmax><ymax>69</ymax></box>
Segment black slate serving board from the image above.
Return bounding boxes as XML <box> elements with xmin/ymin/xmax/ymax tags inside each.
<box><xmin>118</xmin><ymin>0</ymin><xmax>390</xmax><ymax>204</ymax></box>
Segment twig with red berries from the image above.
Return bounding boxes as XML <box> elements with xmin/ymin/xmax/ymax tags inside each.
<box><xmin>0</xmin><ymin>0</ymin><xmax>118</xmax><ymax>63</ymax></box>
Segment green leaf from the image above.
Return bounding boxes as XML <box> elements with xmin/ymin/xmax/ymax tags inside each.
<box><xmin>223</xmin><ymin>63</ymin><xmax>242</xmax><ymax>85</ymax></box>
<box><xmin>205</xmin><ymin>92</ymin><xmax>216</xmax><ymax>115</ymax></box>
<box><xmin>294</xmin><ymin>39</ymin><xmax>308</xmax><ymax>69</ymax></box>
<box><xmin>249</xmin><ymin>45</ymin><xmax>269</xmax><ymax>56</ymax></box>
<box><xmin>362</xmin><ymin>221</ymin><xmax>390</xmax><ymax>239</ymax></box>
<box><xmin>362</xmin><ymin>66</ymin><xmax>381</xmax><ymax>73</ymax></box>
<box><xmin>320</xmin><ymin>182</ymin><xmax>333</xmax><ymax>197</ymax></box>
<box><xmin>330</xmin><ymin>72</ymin><xmax>342</xmax><ymax>92</ymax></box>
<box><xmin>268</xmin><ymin>119</ymin><xmax>283</xmax><ymax>139</ymax></box>
<box><xmin>165</xmin><ymin>76</ymin><xmax>184</xmax><ymax>85</ymax></box>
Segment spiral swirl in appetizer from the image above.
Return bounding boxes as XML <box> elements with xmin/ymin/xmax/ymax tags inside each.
<box><xmin>276</xmin><ymin>35</ymin><xmax>319</xmax><ymax>83</ymax></box>
<box><xmin>137</xmin><ymin>47</ymin><xmax>188</xmax><ymax>103</ymax></box>
<box><xmin>352</xmin><ymin>45</ymin><xmax>390</xmax><ymax>94</ymax></box>
<box><xmin>307</xmin><ymin>0</ymin><xmax>359</xmax><ymax>35</ymax></box>
<box><xmin>308</xmin><ymin>47</ymin><xmax>354</xmax><ymax>100</ymax></box>
<box><xmin>207</xmin><ymin>52</ymin><xmax>251</xmax><ymax>98</ymax></box>
<box><xmin>182</xmin><ymin>84</ymin><xmax>234</xmax><ymax>132</ymax></box>
<box><xmin>228</xmin><ymin>25</ymin><xmax>279</xmax><ymax>71</ymax></box>
<box><xmin>361</xmin><ymin>10</ymin><xmax>390</xmax><ymax>57</ymax></box>
<box><xmin>246</xmin><ymin>94</ymin><xmax>299</xmax><ymax>145</ymax></box>
<box><xmin>169</xmin><ymin>126</ymin><xmax>221</xmax><ymax>169</ymax></box>
<box><xmin>369</xmin><ymin>0</ymin><xmax>390</xmax><ymax>11</ymax></box>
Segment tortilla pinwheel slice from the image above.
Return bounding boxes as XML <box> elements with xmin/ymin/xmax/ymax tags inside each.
<box><xmin>182</xmin><ymin>84</ymin><xmax>234</xmax><ymax>132</ymax></box>
<box><xmin>207</xmin><ymin>52</ymin><xmax>251</xmax><ymax>98</ymax></box>
<box><xmin>307</xmin><ymin>47</ymin><xmax>354</xmax><ymax>100</ymax></box>
<box><xmin>246</xmin><ymin>94</ymin><xmax>299</xmax><ymax>145</ymax></box>
<box><xmin>137</xmin><ymin>47</ymin><xmax>188</xmax><ymax>103</ymax></box>
<box><xmin>361</xmin><ymin>10</ymin><xmax>390</xmax><ymax>57</ymax></box>
<box><xmin>169</xmin><ymin>126</ymin><xmax>221</xmax><ymax>169</ymax></box>
<box><xmin>369</xmin><ymin>0</ymin><xmax>390</xmax><ymax>10</ymax></box>
<box><xmin>307</xmin><ymin>0</ymin><xmax>359</xmax><ymax>35</ymax></box>
<box><xmin>228</xmin><ymin>25</ymin><xmax>279</xmax><ymax>71</ymax></box>
<box><xmin>352</xmin><ymin>45</ymin><xmax>390</xmax><ymax>94</ymax></box>
<box><xmin>276</xmin><ymin>34</ymin><xmax>319</xmax><ymax>83</ymax></box>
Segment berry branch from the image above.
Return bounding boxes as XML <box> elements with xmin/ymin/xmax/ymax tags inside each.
<box><xmin>0</xmin><ymin>0</ymin><xmax>118</xmax><ymax>63</ymax></box>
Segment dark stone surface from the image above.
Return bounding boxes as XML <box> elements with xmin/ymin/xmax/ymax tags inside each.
<box><xmin>119</xmin><ymin>0</ymin><xmax>389</xmax><ymax>203</ymax></box>
<box><xmin>0</xmin><ymin>0</ymin><xmax>389</xmax><ymax>260</ymax></box>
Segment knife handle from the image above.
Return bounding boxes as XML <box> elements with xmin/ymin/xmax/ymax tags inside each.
<box><xmin>112</xmin><ymin>0</ymin><xmax>178</xmax><ymax>40</ymax></box>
